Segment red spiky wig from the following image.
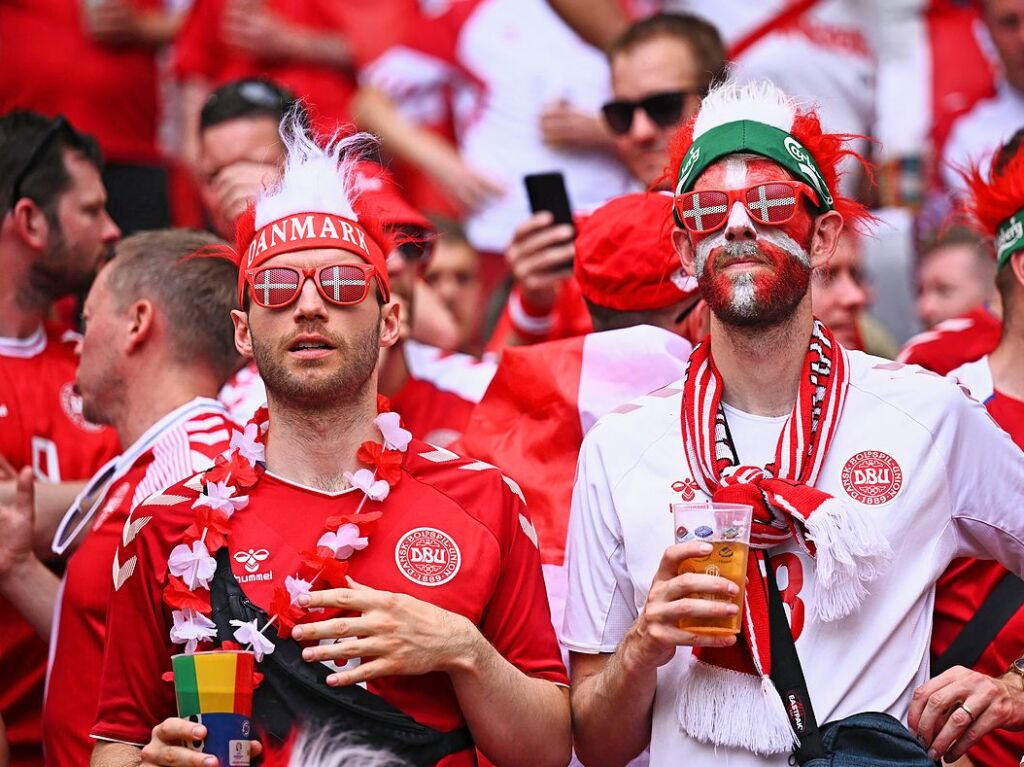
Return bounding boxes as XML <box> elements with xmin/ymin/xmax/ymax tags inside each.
<box><xmin>664</xmin><ymin>81</ymin><xmax>873</xmax><ymax>232</ymax></box>
<box><xmin>962</xmin><ymin>130</ymin><xmax>1024</xmax><ymax>238</ymax></box>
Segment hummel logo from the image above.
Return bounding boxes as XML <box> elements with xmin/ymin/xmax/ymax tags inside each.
<box><xmin>233</xmin><ymin>548</ymin><xmax>270</xmax><ymax>573</ymax></box>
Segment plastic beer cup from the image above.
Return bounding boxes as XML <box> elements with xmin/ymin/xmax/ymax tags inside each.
<box><xmin>172</xmin><ymin>650</ymin><xmax>256</xmax><ymax>766</ymax></box>
<box><xmin>672</xmin><ymin>502</ymin><xmax>752</xmax><ymax>635</ymax></box>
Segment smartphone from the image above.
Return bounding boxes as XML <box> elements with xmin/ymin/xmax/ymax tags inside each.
<box><xmin>525</xmin><ymin>172</ymin><xmax>575</xmax><ymax>230</ymax></box>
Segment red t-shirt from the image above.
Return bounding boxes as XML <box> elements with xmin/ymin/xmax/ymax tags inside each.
<box><xmin>932</xmin><ymin>388</ymin><xmax>1024</xmax><ymax>767</ymax></box>
<box><xmin>44</xmin><ymin>400</ymin><xmax>235</xmax><ymax>767</ymax></box>
<box><xmin>0</xmin><ymin>323</ymin><xmax>120</xmax><ymax>767</ymax></box>
<box><xmin>0</xmin><ymin>0</ymin><xmax>162</xmax><ymax>164</ymax></box>
<box><xmin>897</xmin><ymin>306</ymin><xmax>1003</xmax><ymax>376</ymax></box>
<box><xmin>174</xmin><ymin>0</ymin><xmax>358</xmax><ymax>134</ymax></box>
<box><xmin>390</xmin><ymin>341</ymin><xmax>497</xmax><ymax>448</ymax></box>
<box><xmin>91</xmin><ymin>437</ymin><xmax>566</xmax><ymax>764</ymax></box>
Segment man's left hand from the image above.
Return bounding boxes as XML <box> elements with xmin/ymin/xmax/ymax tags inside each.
<box><xmin>909</xmin><ymin>665</ymin><xmax>1024</xmax><ymax>762</ymax></box>
<box><xmin>291</xmin><ymin>579</ymin><xmax>481</xmax><ymax>686</ymax></box>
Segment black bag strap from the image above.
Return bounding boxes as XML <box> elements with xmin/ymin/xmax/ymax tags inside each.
<box><xmin>932</xmin><ymin>570</ymin><xmax>1024</xmax><ymax>677</ymax></box>
<box><xmin>765</xmin><ymin>552</ymin><xmax>826</xmax><ymax>764</ymax></box>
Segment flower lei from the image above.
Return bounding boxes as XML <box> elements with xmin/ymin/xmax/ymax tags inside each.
<box><xmin>163</xmin><ymin>395</ymin><xmax>412</xmax><ymax>661</ymax></box>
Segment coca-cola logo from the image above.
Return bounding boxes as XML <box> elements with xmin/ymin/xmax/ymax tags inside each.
<box><xmin>841</xmin><ymin>450</ymin><xmax>903</xmax><ymax>506</ymax></box>
<box><xmin>395</xmin><ymin>527</ymin><xmax>461</xmax><ymax>587</ymax></box>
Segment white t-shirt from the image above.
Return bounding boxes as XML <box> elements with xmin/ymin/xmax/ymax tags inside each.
<box><xmin>941</xmin><ymin>82</ymin><xmax>1024</xmax><ymax>192</ymax></box>
<box><xmin>563</xmin><ymin>350</ymin><xmax>1024</xmax><ymax>766</ymax></box>
<box><xmin>360</xmin><ymin>0</ymin><xmax>633</xmax><ymax>253</ymax></box>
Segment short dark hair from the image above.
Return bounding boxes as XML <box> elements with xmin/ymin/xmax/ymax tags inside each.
<box><xmin>200</xmin><ymin>78</ymin><xmax>302</xmax><ymax>132</ymax></box>
<box><xmin>0</xmin><ymin>111</ymin><xmax>103</xmax><ymax>218</ymax></box>
<box><xmin>105</xmin><ymin>229</ymin><xmax>241</xmax><ymax>384</ymax></box>
<box><xmin>994</xmin><ymin>127</ymin><xmax>1024</xmax><ymax>177</ymax></box>
<box><xmin>583</xmin><ymin>296</ymin><xmax>686</xmax><ymax>333</ymax></box>
<box><xmin>606</xmin><ymin>13</ymin><xmax>727</xmax><ymax>91</ymax></box>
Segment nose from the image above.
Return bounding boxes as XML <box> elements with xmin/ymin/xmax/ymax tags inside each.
<box><xmin>628</xmin><ymin>107</ymin><xmax>659</xmax><ymax>144</ymax></box>
<box><xmin>101</xmin><ymin>210</ymin><xmax>121</xmax><ymax>244</ymax></box>
<box><xmin>836</xmin><ymin>270</ymin><xmax>868</xmax><ymax>311</ymax></box>
<box><xmin>724</xmin><ymin>201</ymin><xmax>756</xmax><ymax>241</ymax></box>
<box><xmin>292</xmin><ymin>273</ymin><xmax>329</xmax><ymax>322</ymax></box>
<box><xmin>916</xmin><ymin>293</ymin><xmax>935</xmax><ymax>327</ymax></box>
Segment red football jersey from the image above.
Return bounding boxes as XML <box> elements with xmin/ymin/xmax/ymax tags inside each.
<box><xmin>897</xmin><ymin>306</ymin><xmax>1003</xmax><ymax>376</ymax></box>
<box><xmin>0</xmin><ymin>0</ymin><xmax>162</xmax><ymax>163</ymax></box>
<box><xmin>932</xmin><ymin>388</ymin><xmax>1024</xmax><ymax>767</ymax></box>
<box><xmin>92</xmin><ymin>438</ymin><xmax>566</xmax><ymax>764</ymax></box>
<box><xmin>44</xmin><ymin>399</ymin><xmax>235</xmax><ymax>767</ymax></box>
<box><xmin>174</xmin><ymin>0</ymin><xmax>358</xmax><ymax>134</ymax></box>
<box><xmin>0</xmin><ymin>323</ymin><xmax>119</xmax><ymax>767</ymax></box>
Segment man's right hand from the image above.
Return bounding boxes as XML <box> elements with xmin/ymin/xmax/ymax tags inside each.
<box><xmin>208</xmin><ymin>161</ymin><xmax>280</xmax><ymax>229</ymax></box>
<box><xmin>140</xmin><ymin>718</ymin><xmax>262</xmax><ymax>767</ymax></box>
<box><xmin>506</xmin><ymin>211</ymin><xmax>576</xmax><ymax>314</ymax></box>
<box><xmin>621</xmin><ymin>541</ymin><xmax>739</xmax><ymax>673</ymax></box>
<box><xmin>0</xmin><ymin>469</ymin><xmax>35</xmax><ymax>581</ymax></box>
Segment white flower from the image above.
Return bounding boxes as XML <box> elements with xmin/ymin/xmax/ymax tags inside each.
<box><xmin>344</xmin><ymin>469</ymin><xmax>390</xmax><ymax>502</ymax></box>
<box><xmin>374</xmin><ymin>412</ymin><xmax>412</xmax><ymax>452</ymax></box>
<box><xmin>317</xmin><ymin>523</ymin><xmax>369</xmax><ymax>561</ymax></box>
<box><xmin>193</xmin><ymin>479</ymin><xmax>248</xmax><ymax>516</ymax></box>
<box><xmin>170</xmin><ymin>609</ymin><xmax>217</xmax><ymax>653</ymax></box>
<box><xmin>230</xmin><ymin>618</ymin><xmax>276</xmax><ymax>662</ymax></box>
<box><xmin>168</xmin><ymin>540</ymin><xmax>217</xmax><ymax>590</ymax></box>
<box><xmin>284</xmin><ymin>574</ymin><xmax>313</xmax><ymax>605</ymax></box>
<box><xmin>230</xmin><ymin>423</ymin><xmax>265</xmax><ymax>466</ymax></box>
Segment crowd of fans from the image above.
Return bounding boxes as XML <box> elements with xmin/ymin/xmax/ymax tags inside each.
<box><xmin>2</xmin><ymin>1</ymin><xmax>1024</xmax><ymax>766</ymax></box>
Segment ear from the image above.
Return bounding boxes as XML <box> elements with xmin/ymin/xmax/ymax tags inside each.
<box><xmin>124</xmin><ymin>300</ymin><xmax>155</xmax><ymax>355</ymax></box>
<box><xmin>379</xmin><ymin>301</ymin><xmax>402</xmax><ymax>350</ymax></box>
<box><xmin>809</xmin><ymin>210</ymin><xmax>844</xmax><ymax>270</ymax></box>
<box><xmin>10</xmin><ymin>198</ymin><xmax>51</xmax><ymax>250</ymax></box>
<box><xmin>672</xmin><ymin>227</ymin><xmax>697</xmax><ymax>277</ymax></box>
<box><xmin>231</xmin><ymin>309</ymin><xmax>254</xmax><ymax>358</ymax></box>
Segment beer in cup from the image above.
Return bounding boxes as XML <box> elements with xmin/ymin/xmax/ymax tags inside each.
<box><xmin>672</xmin><ymin>502</ymin><xmax>752</xmax><ymax>635</ymax></box>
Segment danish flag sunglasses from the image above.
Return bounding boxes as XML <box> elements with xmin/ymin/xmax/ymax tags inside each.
<box><xmin>244</xmin><ymin>263</ymin><xmax>376</xmax><ymax>309</ymax></box>
<box><xmin>674</xmin><ymin>180</ymin><xmax>819</xmax><ymax>234</ymax></box>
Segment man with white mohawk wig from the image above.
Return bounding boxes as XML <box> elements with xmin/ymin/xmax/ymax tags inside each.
<box><xmin>564</xmin><ymin>80</ymin><xmax>1024</xmax><ymax>766</ymax></box>
<box><xmin>89</xmin><ymin>116</ymin><xmax>571</xmax><ymax>767</ymax></box>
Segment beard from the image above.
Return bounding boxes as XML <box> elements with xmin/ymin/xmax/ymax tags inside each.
<box><xmin>251</xmin><ymin>318</ymin><xmax>381</xmax><ymax>410</ymax></box>
<box><xmin>25</xmin><ymin>227</ymin><xmax>109</xmax><ymax>303</ymax></box>
<box><xmin>695</xmin><ymin>231</ymin><xmax>811</xmax><ymax>328</ymax></box>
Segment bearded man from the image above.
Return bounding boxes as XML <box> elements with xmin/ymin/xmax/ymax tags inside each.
<box><xmin>563</xmin><ymin>81</ymin><xmax>1024</xmax><ymax>767</ymax></box>
<box><xmin>89</xmin><ymin>119</ymin><xmax>570</xmax><ymax>767</ymax></box>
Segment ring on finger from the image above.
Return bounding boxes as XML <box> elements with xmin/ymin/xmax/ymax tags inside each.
<box><xmin>956</xmin><ymin>701</ymin><xmax>976</xmax><ymax>722</ymax></box>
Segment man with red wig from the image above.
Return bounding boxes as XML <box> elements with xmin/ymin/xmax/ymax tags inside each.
<box><xmin>929</xmin><ymin>127</ymin><xmax>1024</xmax><ymax>767</ymax></box>
<box><xmin>89</xmin><ymin>118</ymin><xmax>570</xmax><ymax>767</ymax></box>
<box><xmin>563</xmin><ymin>81</ymin><xmax>1024</xmax><ymax>766</ymax></box>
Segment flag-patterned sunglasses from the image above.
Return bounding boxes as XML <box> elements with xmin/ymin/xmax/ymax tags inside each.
<box><xmin>674</xmin><ymin>181</ymin><xmax>819</xmax><ymax>234</ymax></box>
<box><xmin>244</xmin><ymin>263</ymin><xmax>375</xmax><ymax>308</ymax></box>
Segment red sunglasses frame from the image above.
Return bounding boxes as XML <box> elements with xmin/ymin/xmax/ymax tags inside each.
<box><xmin>674</xmin><ymin>180</ymin><xmax>820</xmax><ymax>234</ymax></box>
<box><xmin>244</xmin><ymin>262</ymin><xmax>376</xmax><ymax>309</ymax></box>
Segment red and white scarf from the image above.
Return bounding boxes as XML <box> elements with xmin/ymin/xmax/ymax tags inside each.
<box><xmin>677</xmin><ymin>321</ymin><xmax>892</xmax><ymax>755</ymax></box>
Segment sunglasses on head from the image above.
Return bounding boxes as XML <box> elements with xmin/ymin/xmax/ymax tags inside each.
<box><xmin>8</xmin><ymin>115</ymin><xmax>71</xmax><ymax>213</ymax></box>
<box><xmin>674</xmin><ymin>181</ymin><xmax>820</xmax><ymax>234</ymax></box>
<box><xmin>601</xmin><ymin>90</ymin><xmax>699</xmax><ymax>135</ymax></box>
<box><xmin>245</xmin><ymin>263</ymin><xmax>377</xmax><ymax>309</ymax></box>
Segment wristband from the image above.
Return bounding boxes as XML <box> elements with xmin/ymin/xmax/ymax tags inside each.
<box><xmin>508</xmin><ymin>290</ymin><xmax>555</xmax><ymax>336</ymax></box>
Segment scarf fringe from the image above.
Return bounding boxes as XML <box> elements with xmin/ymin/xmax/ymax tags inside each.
<box><xmin>800</xmin><ymin>495</ymin><xmax>894</xmax><ymax>622</ymax></box>
<box><xmin>676</xmin><ymin>658</ymin><xmax>797</xmax><ymax>755</ymax></box>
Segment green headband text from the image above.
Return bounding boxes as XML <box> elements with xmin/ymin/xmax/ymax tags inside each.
<box><xmin>996</xmin><ymin>210</ymin><xmax>1024</xmax><ymax>268</ymax></box>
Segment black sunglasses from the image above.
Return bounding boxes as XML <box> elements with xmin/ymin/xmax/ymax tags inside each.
<box><xmin>601</xmin><ymin>90</ymin><xmax>699</xmax><ymax>136</ymax></box>
<box><xmin>8</xmin><ymin>115</ymin><xmax>71</xmax><ymax>213</ymax></box>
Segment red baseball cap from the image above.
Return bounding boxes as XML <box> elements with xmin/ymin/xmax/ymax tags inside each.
<box><xmin>574</xmin><ymin>192</ymin><xmax>697</xmax><ymax>311</ymax></box>
<box><xmin>351</xmin><ymin>161</ymin><xmax>434</xmax><ymax>242</ymax></box>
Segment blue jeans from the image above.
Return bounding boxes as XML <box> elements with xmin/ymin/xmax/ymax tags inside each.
<box><xmin>803</xmin><ymin>712</ymin><xmax>939</xmax><ymax>767</ymax></box>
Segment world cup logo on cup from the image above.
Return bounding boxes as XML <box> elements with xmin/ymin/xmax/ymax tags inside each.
<box><xmin>171</xmin><ymin>650</ymin><xmax>256</xmax><ymax>766</ymax></box>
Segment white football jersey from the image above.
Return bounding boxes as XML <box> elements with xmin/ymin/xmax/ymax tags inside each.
<box><xmin>564</xmin><ymin>350</ymin><xmax>1024</xmax><ymax>766</ymax></box>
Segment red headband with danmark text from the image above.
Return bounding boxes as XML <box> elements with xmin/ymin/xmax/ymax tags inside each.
<box><xmin>238</xmin><ymin>211</ymin><xmax>390</xmax><ymax>306</ymax></box>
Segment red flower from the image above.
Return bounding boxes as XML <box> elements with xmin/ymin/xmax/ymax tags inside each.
<box><xmin>325</xmin><ymin>511</ymin><xmax>382</xmax><ymax>536</ymax></box>
<box><xmin>376</xmin><ymin>395</ymin><xmax>391</xmax><ymax>414</ymax></box>
<box><xmin>356</xmin><ymin>442</ymin><xmax>402</xmax><ymax>485</ymax></box>
<box><xmin>270</xmin><ymin>587</ymin><xmax>303</xmax><ymax>638</ymax></box>
<box><xmin>298</xmin><ymin>549</ymin><xmax>350</xmax><ymax>588</ymax></box>
<box><xmin>252</xmin><ymin>405</ymin><xmax>270</xmax><ymax>428</ymax></box>
<box><xmin>206</xmin><ymin>453</ymin><xmax>259</xmax><ymax>490</ymax></box>
<box><xmin>185</xmin><ymin>507</ymin><xmax>231</xmax><ymax>552</ymax></box>
<box><xmin>163</xmin><ymin>576</ymin><xmax>212</xmax><ymax>613</ymax></box>
<box><xmin>221</xmin><ymin>641</ymin><xmax>243</xmax><ymax>651</ymax></box>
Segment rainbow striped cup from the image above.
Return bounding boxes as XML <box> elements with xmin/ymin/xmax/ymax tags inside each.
<box><xmin>172</xmin><ymin>651</ymin><xmax>256</xmax><ymax>766</ymax></box>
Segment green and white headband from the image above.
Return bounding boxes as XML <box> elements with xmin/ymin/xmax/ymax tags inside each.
<box><xmin>673</xmin><ymin>120</ymin><xmax>835</xmax><ymax>226</ymax></box>
<box><xmin>995</xmin><ymin>210</ymin><xmax>1024</xmax><ymax>268</ymax></box>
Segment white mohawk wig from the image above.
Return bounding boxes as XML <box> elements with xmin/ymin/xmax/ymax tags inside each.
<box><xmin>283</xmin><ymin>731</ymin><xmax>407</xmax><ymax>767</ymax></box>
<box><xmin>254</xmin><ymin>111</ymin><xmax>379</xmax><ymax>229</ymax></box>
<box><xmin>691</xmin><ymin>80</ymin><xmax>801</xmax><ymax>141</ymax></box>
